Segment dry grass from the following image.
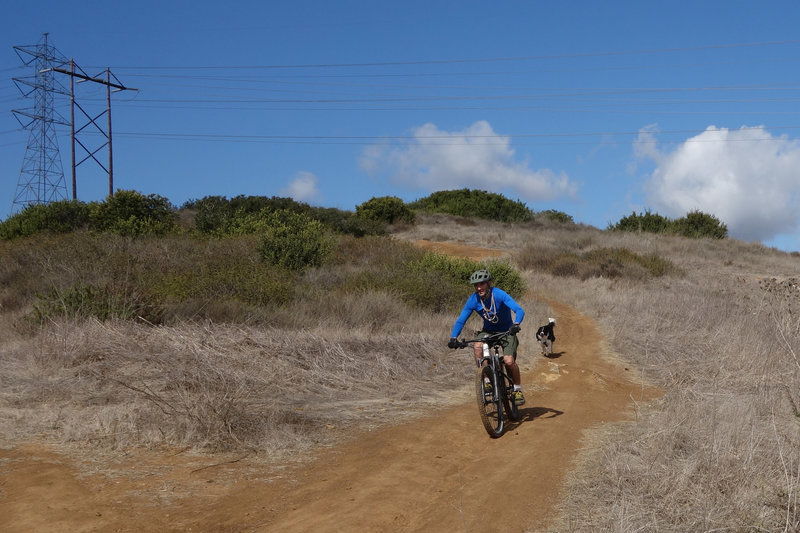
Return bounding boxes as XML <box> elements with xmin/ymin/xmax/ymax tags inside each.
<box><xmin>542</xmin><ymin>272</ymin><xmax>800</xmax><ymax>531</ymax></box>
<box><xmin>0</xmin><ymin>288</ymin><xmax>548</xmax><ymax>461</ymax></box>
<box><xmin>1</xmin><ymin>213</ymin><xmax>798</xmax><ymax>530</ymax></box>
<box><xmin>0</xmin><ymin>309</ymin><xmax>467</xmax><ymax>458</ymax></box>
<box><xmin>525</xmin><ymin>248</ymin><xmax>800</xmax><ymax>531</ymax></box>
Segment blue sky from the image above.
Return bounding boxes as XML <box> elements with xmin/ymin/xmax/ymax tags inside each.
<box><xmin>2</xmin><ymin>1</ymin><xmax>800</xmax><ymax>251</ymax></box>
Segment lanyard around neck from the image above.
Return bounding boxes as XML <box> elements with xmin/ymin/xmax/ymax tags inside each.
<box><xmin>479</xmin><ymin>290</ymin><xmax>499</xmax><ymax>323</ymax></box>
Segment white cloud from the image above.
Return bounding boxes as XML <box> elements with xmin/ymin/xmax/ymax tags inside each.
<box><xmin>635</xmin><ymin>125</ymin><xmax>800</xmax><ymax>242</ymax></box>
<box><xmin>359</xmin><ymin>120</ymin><xmax>577</xmax><ymax>202</ymax></box>
<box><xmin>281</xmin><ymin>171</ymin><xmax>321</xmax><ymax>203</ymax></box>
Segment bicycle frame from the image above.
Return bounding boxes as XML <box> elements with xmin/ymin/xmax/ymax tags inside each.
<box><xmin>459</xmin><ymin>330</ymin><xmax>520</xmax><ymax>437</ymax></box>
<box><xmin>478</xmin><ymin>342</ymin><xmax>514</xmax><ymax>397</ymax></box>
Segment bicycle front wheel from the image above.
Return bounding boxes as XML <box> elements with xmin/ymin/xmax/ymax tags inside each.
<box><xmin>475</xmin><ymin>365</ymin><xmax>504</xmax><ymax>438</ymax></box>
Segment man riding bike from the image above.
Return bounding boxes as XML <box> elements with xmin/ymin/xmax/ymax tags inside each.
<box><xmin>447</xmin><ymin>269</ymin><xmax>526</xmax><ymax>405</ymax></box>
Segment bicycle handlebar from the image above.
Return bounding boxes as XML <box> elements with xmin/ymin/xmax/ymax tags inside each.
<box><xmin>454</xmin><ymin>330</ymin><xmax>511</xmax><ymax>349</ymax></box>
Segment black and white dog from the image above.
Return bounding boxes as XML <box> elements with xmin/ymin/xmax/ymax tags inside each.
<box><xmin>536</xmin><ymin>318</ymin><xmax>556</xmax><ymax>356</ymax></box>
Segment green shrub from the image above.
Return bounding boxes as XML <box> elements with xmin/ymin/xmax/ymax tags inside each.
<box><xmin>190</xmin><ymin>195</ymin><xmax>306</xmax><ymax>235</ymax></box>
<box><xmin>382</xmin><ymin>269</ymin><xmax>465</xmax><ymax>313</ymax></box>
<box><xmin>405</xmin><ymin>252</ymin><xmax>527</xmax><ymax>302</ymax></box>
<box><xmin>672</xmin><ymin>210</ymin><xmax>728</xmax><ymax>239</ymax></box>
<box><xmin>190</xmin><ymin>195</ymin><xmax>233</xmax><ymax>234</ymax></box>
<box><xmin>400</xmin><ymin>252</ymin><xmax>476</xmax><ymax>310</ymax></box>
<box><xmin>407</xmin><ymin>252</ymin><xmax>476</xmax><ymax>286</ymax></box>
<box><xmin>189</xmin><ymin>195</ymin><xmax>385</xmax><ymax>237</ymax></box>
<box><xmin>230</xmin><ymin>194</ymin><xmax>305</xmax><ymax>214</ymax></box>
<box><xmin>224</xmin><ymin>208</ymin><xmax>274</xmax><ymax>235</ymax></box>
<box><xmin>409</xmin><ymin>189</ymin><xmax>534</xmax><ymax>223</ymax></box>
<box><xmin>355</xmin><ymin>196</ymin><xmax>415</xmax><ymax>224</ymax></box>
<box><xmin>258</xmin><ymin>209</ymin><xmax>333</xmax><ymax>271</ymax></box>
<box><xmin>0</xmin><ymin>200</ymin><xmax>91</xmax><ymax>239</ymax></box>
<box><xmin>90</xmin><ymin>190</ymin><xmax>177</xmax><ymax>236</ymax></box>
<box><xmin>308</xmin><ymin>206</ymin><xmax>387</xmax><ymax>236</ymax></box>
<box><xmin>611</xmin><ymin>210</ymin><xmax>671</xmax><ymax>233</ymax></box>
<box><xmin>409</xmin><ymin>252</ymin><xmax>527</xmax><ymax>297</ymax></box>
<box><xmin>157</xmin><ymin>262</ymin><xmax>295</xmax><ymax>308</ymax></box>
<box><xmin>334</xmin><ymin>215</ymin><xmax>387</xmax><ymax>237</ymax></box>
<box><xmin>31</xmin><ymin>282</ymin><xmax>164</xmax><ymax>323</ymax></box>
<box><xmin>482</xmin><ymin>259</ymin><xmax>527</xmax><ymax>298</ymax></box>
<box><xmin>611</xmin><ymin>209</ymin><xmax>727</xmax><ymax>239</ymax></box>
<box><xmin>326</xmin><ymin>243</ymin><xmax>527</xmax><ymax>314</ymax></box>
<box><xmin>539</xmin><ymin>209</ymin><xmax>574</xmax><ymax>224</ymax></box>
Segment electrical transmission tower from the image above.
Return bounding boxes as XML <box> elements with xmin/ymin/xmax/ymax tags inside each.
<box><xmin>11</xmin><ymin>33</ymin><xmax>70</xmax><ymax>211</ymax></box>
<box><xmin>10</xmin><ymin>33</ymin><xmax>135</xmax><ymax>214</ymax></box>
<box><xmin>49</xmin><ymin>61</ymin><xmax>134</xmax><ymax>200</ymax></box>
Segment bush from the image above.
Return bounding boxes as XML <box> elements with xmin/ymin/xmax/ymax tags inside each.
<box><xmin>230</xmin><ymin>194</ymin><xmax>305</xmax><ymax>214</ymax></box>
<box><xmin>611</xmin><ymin>209</ymin><xmax>727</xmax><ymax>239</ymax></box>
<box><xmin>90</xmin><ymin>190</ymin><xmax>177</xmax><ymax>237</ymax></box>
<box><xmin>190</xmin><ymin>195</ymin><xmax>233</xmax><ymax>234</ymax></box>
<box><xmin>481</xmin><ymin>259</ymin><xmax>527</xmax><ymax>297</ymax></box>
<box><xmin>258</xmin><ymin>209</ymin><xmax>333</xmax><ymax>271</ymax></box>
<box><xmin>517</xmin><ymin>245</ymin><xmax>680</xmax><ymax>280</ymax></box>
<box><xmin>31</xmin><ymin>282</ymin><xmax>164</xmax><ymax>323</ymax></box>
<box><xmin>539</xmin><ymin>209</ymin><xmax>574</xmax><ymax>224</ymax></box>
<box><xmin>190</xmin><ymin>195</ymin><xmax>307</xmax><ymax>235</ymax></box>
<box><xmin>332</xmin><ymin>215</ymin><xmax>387</xmax><ymax>237</ymax></box>
<box><xmin>0</xmin><ymin>200</ymin><xmax>91</xmax><ymax>239</ymax></box>
<box><xmin>189</xmin><ymin>195</ymin><xmax>386</xmax><ymax>237</ymax></box>
<box><xmin>404</xmin><ymin>252</ymin><xmax>527</xmax><ymax>309</ymax></box>
<box><xmin>355</xmin><ymin>196</ymin><xmax>415</xmax><ymax>224</ymax></box>
<box><xmin>306</xmin><ymin>206</ymin><xmax>388</xmax><ymax>237</ymax></box>
<box><xmin>156</xmin><ymin>261</ymin><xmax>296</xmax><ymax>309</ymax></box>
<box><xmin>224</xmin><ymin>208</ymin><xmax>274</xmax><ymax>235</ymax></box>
<box><xmin>409</xmin><ymin>189</ymin><xmax>534</xmax><ymax>223</ymax></box>
<box><xmin>672</xmin><ymin>210</ymin><xmax>728</xmax><ymax>239</ymax></box>
<box><xmin>611</xmin><ymin>210</ymin><xmax>671</xmax><ymax>233</ymax></box>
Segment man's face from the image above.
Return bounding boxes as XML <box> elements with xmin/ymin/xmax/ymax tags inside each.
<box><xmin>473</xmin><ymin>281</ymin><xmax>490</xmax><ymax>298</ymax></box>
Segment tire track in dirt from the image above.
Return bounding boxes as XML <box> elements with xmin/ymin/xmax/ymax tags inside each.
<box><xmin>0</xmin><ymin>242</ymin><xmax>660</xmax><ymax>532</ymax></box>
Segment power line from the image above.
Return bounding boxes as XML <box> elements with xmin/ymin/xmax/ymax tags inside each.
<box><xmin>107</xmin><ymin>124</ymin><xmax>800</xmax><ymax>146</ymax></box>
<box><xmin>101</xmin><ymin>39</ymin><xmax>800</xmax><ymax>70</ymax></box>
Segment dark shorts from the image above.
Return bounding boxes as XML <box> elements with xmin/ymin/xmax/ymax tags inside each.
<box><xmin>478</xmin><ymin>331</ymin><xmax>519</xmax><ymax>359</ymax></box>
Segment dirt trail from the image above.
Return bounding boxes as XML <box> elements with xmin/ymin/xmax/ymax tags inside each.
<box><xmin>0</xmin><ymin>244</ymin><xmax>660</xmax><ymax>532</ymax></box>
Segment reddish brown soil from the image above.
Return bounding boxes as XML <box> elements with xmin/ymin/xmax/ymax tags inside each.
<box><xmin>0</xmin><ymin>243</ymin><xmax>660</xmax><ymax>532</ymax></box>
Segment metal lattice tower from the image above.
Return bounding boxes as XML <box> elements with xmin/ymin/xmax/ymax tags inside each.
<box><xmin>11</xmin><ymin>33</ymin><xmax>70</xmax><ymax>212</ymax></box>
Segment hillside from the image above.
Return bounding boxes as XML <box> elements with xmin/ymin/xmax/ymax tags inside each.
<box><xmin>1</xmin><ymin>213</ymin><xmax>798</xmax><ymax>531</ymax></box>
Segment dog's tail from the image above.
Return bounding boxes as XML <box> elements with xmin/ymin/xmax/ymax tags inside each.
<box><xmin>548</xmin><ymin>317</ymin><xmax>556</xmax><ymax>325</ymax></box>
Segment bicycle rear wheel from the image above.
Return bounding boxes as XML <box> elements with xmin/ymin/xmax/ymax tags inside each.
<box><xmin>500</xmin><ymin>369</ymin><xmax>521</xmax><ymax>422</ymax></box>
<box><xmin>475</xmin><ymin>365</ymin><xmax>504</xmax><ymax>438</ymax></box>
<box><xmin>502</xmin><ymin>385</ymin><xmax>520</xmax><ymax>422</ymax></box>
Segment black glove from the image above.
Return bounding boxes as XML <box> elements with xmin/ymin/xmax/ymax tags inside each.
<box><xmin>508</xmin><ymin>323</ymin><xmax>521</xmax><ymax>335</ymax></box>
<box><xmin>448</xmin><ymin>337</ymin><xmax>460</xmax><ymax>349</ymax></box>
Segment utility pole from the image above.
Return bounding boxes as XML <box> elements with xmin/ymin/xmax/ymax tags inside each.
<box><xmin>47</xmin><ymin>62</ymin><xmax>135</xmax><ymax>199</ymax></box>
<box><xmin>11</xmin><ymin>33</ymin><xmax>70</xmax><ymax>211</ymax></box>
<box><xmin>10</xmin><ymin>33</ymin><xmax>135</xmax><ymax>213</ymax></box>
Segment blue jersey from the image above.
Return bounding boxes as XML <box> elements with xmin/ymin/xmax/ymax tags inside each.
<box><xmin>450</xmin><ymin>287</ymin><xmax>525</xmax><ymax>338</ymax></box>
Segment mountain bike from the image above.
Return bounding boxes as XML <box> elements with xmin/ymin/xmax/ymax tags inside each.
<box><xmin>455</xmin><ymin>330</ymin><xmax>521</xmax><ymax>438</ymax></box>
